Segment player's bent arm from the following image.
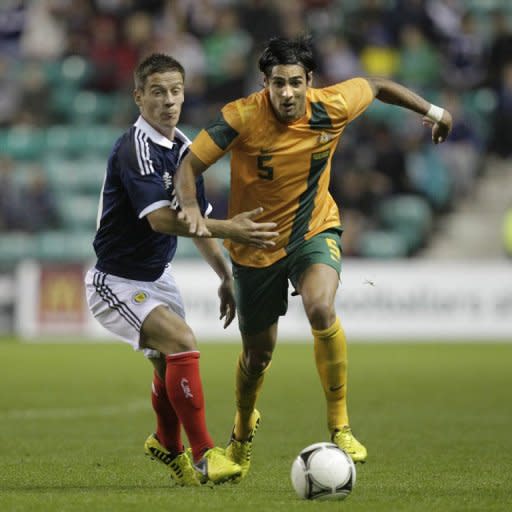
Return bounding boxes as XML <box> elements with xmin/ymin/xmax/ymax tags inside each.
<box><xmin>147</xmin><ymin>206</ymin><xmax>278</xmax><ymax>248</ymax></box>
<box><xmin>175</xmin><ymin>151</ymin><xmax>208</xmax><ymax>207</ymax></box>
<box><xmin>193</xmin><ymin>237</ymin><xmax>236</xmax><ymax>328</ymax></box>
<box><xmin>365</xmin><ymin>77</ymin><xmax>452</xmax><ymax>142</ymax></box>
<box><xmin>192</xmin><ymin>238</ymin><xmax>232</xmax><ymax>282</ymax></box>
<box><xmin>146</xmin><ymin>207</ymin><xmax>200</xmax><ymax>236</ymax></box>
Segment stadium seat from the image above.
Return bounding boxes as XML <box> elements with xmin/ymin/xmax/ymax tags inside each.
<box><xmin>43</xmin><ymin>56</ymin><xmax>92</xmax><ymax>88</ymax></box>
<box><xmin>1</xmin><ymin>127</ymin><xmax>45</xmax><ymax>161</ymax></box>
<box><xmin>0</xmin><ymin>233</ymin><xmax>38</xmax><ymax>266</ymax></box>
<box><xmin>357</xmin><ymin>229</ymin><xmax>409</xmax><ymax>258</ymax></box>
<box><xmin>45</xmin><ymin>125</ymin><xmax>88</xmax><ymax>158</ymax></box>
<box><xmin>56</xmin><ymin>195</ymin><xmax>99</xmax><ymax>231</ymax></box>
<box><xmin>377</xmin><ymin>195</ymin><xmax>433</xmax><ymax>253</ymax></box>
<box><xmin>36</xmin><ymin>230</ymin><xmax>95</xmax><ymax>262</ymax></box>
<box><xmin>406</xmin><ymin>149</ymin><xmax>453</xmax><ymax>211</ymax></box>
<box><xmin>69</xmin><ymin>91</ymin><xmax>117</xmax><ymax>125</ymax></box>
<box><xmin>44</xmin><ymin>156</ymin><xmax>105</xmax><ymax>195</ymax></box>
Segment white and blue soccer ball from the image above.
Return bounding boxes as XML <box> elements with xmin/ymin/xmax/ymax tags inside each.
<box><xmin>290</xmin><ymin>442</ymin><xmax>356</xmax><ymax>501</ymax></box>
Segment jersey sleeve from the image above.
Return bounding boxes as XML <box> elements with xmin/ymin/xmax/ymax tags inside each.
<box><xmin>326</xmin><ymin>78</ymin><xmax>375</xmax><ymax>124</ymax></box>
<box><xmin>190</xmin><ymin>100</ymin><xmax>243</xmax><ymax>166</ymax></box>
<box><xmin>118</xmin><ymin>140</ymin><xmax>170</xmax><ymax>219</ymax></box>
<box><xmin>195</xmin><ymin>175</ymin><xmax>212</xmax><ymax>217</ymax></box>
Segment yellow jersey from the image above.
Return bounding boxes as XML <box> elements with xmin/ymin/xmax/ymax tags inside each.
<box><xmin>190</xmin><ymin>78</ymin><xmax>374</xmax><ymax>267</ymax></box>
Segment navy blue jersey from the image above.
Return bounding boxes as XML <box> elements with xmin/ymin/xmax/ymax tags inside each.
<box><xmin>93</xmin><ymin>116</ymin><xmax>211</xmax><ymax>281</ymax></box>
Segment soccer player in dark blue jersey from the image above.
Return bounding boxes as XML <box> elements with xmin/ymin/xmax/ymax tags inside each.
<box><xmin>85</xmin><ymin>53</ymin><xmax>278</xmax><ymax>486</ymax></box>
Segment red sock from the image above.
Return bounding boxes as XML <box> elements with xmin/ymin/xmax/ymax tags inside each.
<box><xmin>151</xmin><ymin>371</ymin><xmax>184</xmax><ymax>454</ymax></box>
<box><xmin>165</xmin><ymin>351</ymin><xmax>214</xmax><ymax>462</ymax></box>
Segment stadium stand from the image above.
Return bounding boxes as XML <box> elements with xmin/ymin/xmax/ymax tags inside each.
<box><xmin>0</xmin><ymin>0</ymin><xmax>510</xmax><ymax>267</ymax></box>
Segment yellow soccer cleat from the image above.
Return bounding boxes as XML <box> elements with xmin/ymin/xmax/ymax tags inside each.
<box><xmin>144</xmin><ymin>433</ymin><xmax>201</xmax><ymax>486</ymax></box>
<box><xmin>331</xmin><ymin>426</ymin><xmax>368</xmax><ymax>463</ymax></box>
<box><xmin>193</xmin><ymin>447</ymin><xmax>242</xmax><ymax>484</ymax></box>
<box><xmin>225</xmin><ymin>409</ymin><xmax>261</xmax><ymax>481</ymax></box>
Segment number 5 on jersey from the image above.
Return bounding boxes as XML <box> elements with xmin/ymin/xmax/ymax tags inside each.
<box><xmin>257</xmin><ymin>155</ymin><xmax>274</xmax><ymax>180</ymax></box>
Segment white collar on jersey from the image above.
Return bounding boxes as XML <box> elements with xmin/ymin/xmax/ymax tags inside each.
<box><xmin>134</xmin><ymin>116</ymin><xmax>191</xmax><ymax>153</ymax></box>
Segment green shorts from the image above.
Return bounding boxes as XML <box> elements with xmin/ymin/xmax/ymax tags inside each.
<box><xmin>233</xmin><ymin>228</ymin><xmax>342</xmax><ymax>335</ymax></box>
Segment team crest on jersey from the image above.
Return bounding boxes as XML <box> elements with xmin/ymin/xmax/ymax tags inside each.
<box><xmin>132</xmin><ymin>291</ymin><xmax>149</xmax><ymax>304</ymax></box>
<box><xmin>317</xmin><ymin>131</ymin><xmax>335</xmax><ymax>144</ymax></box>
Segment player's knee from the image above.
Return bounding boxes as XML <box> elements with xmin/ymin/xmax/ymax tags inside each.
<box><xmin>150</xmin><ymin>324</ymin><xmax>197</xmax><ymax>355</ymax></box>
<box><xmin>171</xmin><ymin>327</ymin><xmax>197</xmax><ymax>353</ymax></box>
<box><xmin>305</xmin><ymin>302</ymin><xmax>335</xmax><ymax>330</ymax></box>
<box><xmin>246</xmin><ymin>350</ymin><xmax>272</xmax><ymax>375</ymax></box>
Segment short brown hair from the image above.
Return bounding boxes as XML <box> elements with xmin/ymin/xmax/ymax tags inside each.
<box><xmin>134</xmin><ymin>53</ymin><xmax>185</xmax><ymax>90</ymax></box>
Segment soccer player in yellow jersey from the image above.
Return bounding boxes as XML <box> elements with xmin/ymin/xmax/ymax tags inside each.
<box><xmin>175</xmin><ymin>35</ymin><xmax>453</xmax><ymax>477</ymax></box>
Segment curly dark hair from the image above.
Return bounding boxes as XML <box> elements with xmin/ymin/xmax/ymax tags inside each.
<box><xmin>134</xmin><ymin>53</ymin><xmax>185</xmax><ymax>90</ymax></box>
<box><xmin>258</xmin><ymin>35</ymin><xmax>317</xmax><ymax>77</ymax></box>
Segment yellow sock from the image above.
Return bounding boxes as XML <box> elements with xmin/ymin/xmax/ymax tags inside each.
<box><xmin>234</xmin><ymin>352</ymin><xmax>269</xmax><ymax>440</ymax></box>
<box><xmin>312</xmin><ymin>317</ymin><xmax>349</xmax><ymax>432</ymax></box>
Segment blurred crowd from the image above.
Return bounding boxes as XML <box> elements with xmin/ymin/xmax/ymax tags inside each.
<box><xmin>1</xmin><ymin>0</ymin><xmax>511</xmax><ymax>257</ymax></box>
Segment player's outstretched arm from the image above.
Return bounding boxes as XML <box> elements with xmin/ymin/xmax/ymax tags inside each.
<box><xmin>206</xmin><ymin>207</ymin><xmax>279</xmax><ymax>249</ymax></box>
<box><xmin>175</xmin><ymin>151</ymin><xmax>210</xmax><ymax>236</ymax></box>
<box><xmin>365</xmin><ymin>77</ymin><xmax>452</xmax><ymax>144</ymax></box>
<box><xmin>193</xmin><ymin>238</ymin><xmax>236</xmax><ymax>328</ymax></box>
<box><xmin>147</xmin><ymin>206</ymin><xmax>278</xmax><ymax>248</ymax></box>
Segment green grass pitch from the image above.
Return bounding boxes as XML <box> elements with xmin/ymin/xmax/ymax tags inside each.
<box><xmin>1</xmin><ymin>339</ymin><xmax>511</xmax><ymax>511</ymax></box>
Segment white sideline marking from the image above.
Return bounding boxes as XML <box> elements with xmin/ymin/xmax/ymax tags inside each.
<box><xmin>0</xmin><ymin>400</ymin><xmax>148</xmax><ymax>420</ymax></box>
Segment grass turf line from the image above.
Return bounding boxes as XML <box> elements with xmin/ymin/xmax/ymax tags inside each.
<box><xmin>0</xmin><ymin>341</ymin><xmax>511</xmax><ymax>511</ymax></box>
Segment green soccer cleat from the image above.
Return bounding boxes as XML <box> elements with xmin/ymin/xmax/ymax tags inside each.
<box><xmin>225</xmin><ymin>409</ymin><xmax>261</xmax><ymax>481</ymax></box>
<box><xmin>193</xmin><ymin>447</ymin><xmax>242</xmax><ymax>484</ymax></box>
<box><xmin>144</xmin><ymin>433</ymin><xmax>201</xmax><ymax>486</ymax></box>
<box><xmin>331</xmin><ymin>426</ymin><xmax>368</xmax><ymax>463</ymax></box>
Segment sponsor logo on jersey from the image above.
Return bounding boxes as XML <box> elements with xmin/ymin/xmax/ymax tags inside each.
<box><xmin>132</xmin><ymin>291</ymin><xmax>149</xmax><ymax>304</ymax></box>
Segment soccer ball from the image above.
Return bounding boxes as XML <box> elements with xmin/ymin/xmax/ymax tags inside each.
<box><xmin>290</xmin><ymin>442</ymin><xmax>356</xmax><ymax>501</ymax></box>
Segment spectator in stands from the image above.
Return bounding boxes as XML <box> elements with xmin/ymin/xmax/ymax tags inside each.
<box><xmin>317</xmin><ymin>35</ymin><xmax>362</xmax><ymax>86</ymax></box>
<box><xmin>440</xmin><ymin>11</ymin><xmax>487</xmax><ymax>91</ymax></box>
<box><xmin>397</xmin><ymin>24</ymin><xmax>440</xmax><ymax>91</ymax></box>
<box><xmin>202</xmin><ymin>6</ymin><xmax>252</xmax><ymax>104</ymax></box>
<box><xmin>488</xmin><ymin>62</ymin><xmax>512</xmax><ymax>159</ymax></box>
<box><xmin>86</xmin><ymin>15</ymin><xmax>139</xmax><ymax>93</ymax></box>
<box><xmin>0</xmin><ymin>156</ymin><xmax>22</xmax><ymax>231</ymax></box>
<box><xmin>436</xmin><ymin>89</ymin><xmax>481</xmax><ymax>199</ymax></box>
<box><xmin>18</xmin><ymin>165</ymin><xmax>59</xmax><ymax>232</ymax></box>
<box><xmin>487</xmin><ymin>9</ymin><xmax>512</xmax><ymax>90</ymax></box>
<box><xmin>0</xmin><ymin>0</ymin><xmax>26</xmax><ymax>59</ymax></box>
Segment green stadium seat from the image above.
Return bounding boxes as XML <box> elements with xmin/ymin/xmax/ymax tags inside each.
<box><xmin>49</xmin><ymin>85</ymin><xmax>80</xmax><ymax>122</ymax></box>
<box><xmin>76</xmin><ymin>125</ymin><xmax>121</xmax><ymax>156</ymax></box>
<box><xmin>69</xmin><ymin>91</ymin><xmax>117</xmax><ymax>125</ymax></box>
<box><xmin>45</xmin><ymin>125</ymin><xmax>88</xmax><ymax>157</ymax></box>
<box><xmin>0</xmin><ymin>233</ymin><xmax>38</xmax><ymax>266</ymax></box>
<box><xmin>1</xmin><ymin>127</ymin><xmax>45</xmax><ymax>161</ymax></box>
<box><xmin>44</xmin><ymin>156</ymin><xmax>105</xmax><ymax>195</ymax></box>
<box><xmin>56</xmin><ymin>195</ymin><xmax>99</xmax><ymax>231</ymax></box>
<box><xmin>357</xmin><ymin>229</ymin><xmax>409</xmax><ymax>259</ymax></box>
<box><xmin>406</xmin><ymin>149</ymin><xmax>453</xmax><ymax>211</ymax></box>
<box><xmin>377</xmin><ymin>195</ymin><xmax>433</xmax><ymax>253</ymax></box>
<box><xmin>36</xmin><ymin>230</ymin><xmax>95</xmax><ymax>262</ymax></box>
<box><xmin>43</xmin><ymin>56</ymin><xmax>92</xmax><ymax>88</ymax></box>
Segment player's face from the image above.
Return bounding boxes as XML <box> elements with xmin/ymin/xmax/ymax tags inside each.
<box><xmin>134</xmin><ymin>71</ymin><xmax>184</xmax><ymax>138</ymax></box>
<box><xmin>265</xmin><ymin>65</ymin><xmax>311</xmax><ymax>123</ymax></box>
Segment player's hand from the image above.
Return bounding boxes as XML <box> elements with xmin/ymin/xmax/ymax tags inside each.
<box><xmin>230</xmin><ymin>207</ymin><xmax>279</xmax><ymax>248</ymax></box>
<box><xmin>178</xmin><ymin>204</ymin><xmax>211</xmax><ymax>237</ymax></box>
<box><xmin>218</xmin><ymin>277</ymin><xmax>236</xmax><ymax>328</ymax></box>
<box><xmin>422</xmin><ymin>109</ymin><xmax>453</xmax><ymax>145</ymax></box>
